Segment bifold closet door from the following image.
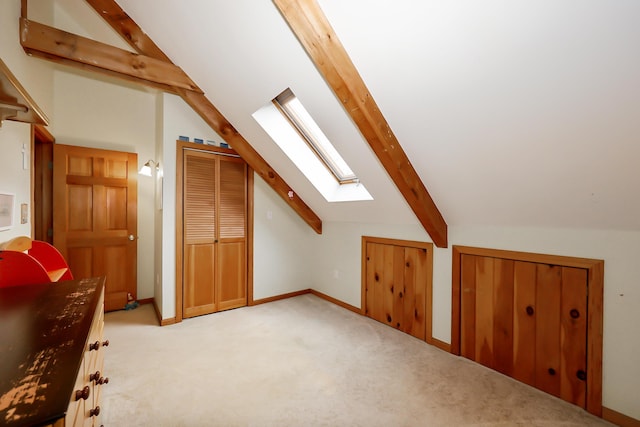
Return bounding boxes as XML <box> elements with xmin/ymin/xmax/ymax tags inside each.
<box><xmin>217</xmin><ymin>158</ymin><xmax>247</xmax><ymax>311</ymax></box>
<box><xmin>183</xmin><ymin>151</ymin><xmax>218</xmax><ymax>318</ymax></box>
<box><xmin>460</xmin><ymin>254</ymin><xmax>588</xmax><ymax>408</ymax></box>
<box><xmin>182</xmin><ymin>149</ymin><xmax>248</xmax><ymax>318</ymax></box>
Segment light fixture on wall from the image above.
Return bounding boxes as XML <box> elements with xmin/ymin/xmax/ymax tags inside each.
<box><xmin>139</xmin><ymin>159</ymin><xmax>160</xmax><ymax>176</ymax></box>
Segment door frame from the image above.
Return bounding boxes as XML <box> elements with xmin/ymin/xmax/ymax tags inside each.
<box><xmin>451</xmin><ymin>245</ymin><xmax>604</xmax><ymax>416</ymax></box>
<box><xmin>175</xmin><ymin>140</ymin><xmax>253</xmax><ymax>323</ymax></box>
<box><xmin>32</xmin><ymin>124</ymin><xmax>55</xmax><ymax>242</ymax></box>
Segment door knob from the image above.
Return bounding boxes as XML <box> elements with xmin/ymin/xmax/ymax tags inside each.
<box><xmin>128</xmin><ymin>234</ymin><xmax>135</xmax><ymax>241</ymax></box>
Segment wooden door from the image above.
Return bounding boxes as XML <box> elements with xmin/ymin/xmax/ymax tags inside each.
<box><xmin>217</xmin><ymin>157</ymin><xmax>247</xmax><ymax>311</ymax></box>
<box><xmin>460</xmin><ymin>254</ymin><xmax>588</xmax><ymax>408</ymax></box>
<box><xmin>364</xmin><ymin>237</ymin><xmax>431</xmax><ymax>341</ymax></box>
<box><xmin>53</xmin><ymin>144</ymin><xmax>137</xmax><ymax>312</ymax></box>
<box><xmin>182</xmin><ymin>148</ymin><xmax>247</xmax><ymax>318</ymax></box>
<box><xmin>183</xmin><ymin>151</ymin><xmax>217</xmax><ymax>317</ymax></box>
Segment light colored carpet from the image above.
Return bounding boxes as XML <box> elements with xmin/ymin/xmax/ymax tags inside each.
<box><xmin>101</xmin><ymin>294</ymin><xmax>612</xmax><ymax>426</ymax></box>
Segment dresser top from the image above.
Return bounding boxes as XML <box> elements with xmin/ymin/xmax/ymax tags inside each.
<box><xmin>0</xmin><ymin>277</ymin><xmax>105</xmax><ymax>426</ymax></box>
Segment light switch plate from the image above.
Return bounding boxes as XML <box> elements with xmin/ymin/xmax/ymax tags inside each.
<box><xmin>20</xmin><ymin>203</ymin><xmax>27</xmax><ymax>224</ymax></box>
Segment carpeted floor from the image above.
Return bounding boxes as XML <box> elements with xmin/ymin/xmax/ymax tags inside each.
<box><xmin>101</xmin><ymin>294</ymin><xmax>612</xmax><ymax>426</ymax></box>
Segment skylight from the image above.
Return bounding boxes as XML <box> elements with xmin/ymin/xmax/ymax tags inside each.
<box><xmin>273</xmin><ymin>88</ymin><xmax>357</xmax><ymax>184</ymax></box>
<box><xmin>253</xmin><ymin>88</ymin><xmax>372</xmax><ymax>203</ymax></box>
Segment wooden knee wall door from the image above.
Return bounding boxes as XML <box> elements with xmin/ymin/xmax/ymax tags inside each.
<box><xmin>362</xmin><ymin>236</ymin><xmax>434</xmax><ymax>342</ymax></box>
<box><xmin>451</xmin><ymin>246</ymin><xmax>604</xmax><ymax>416</ymax></box>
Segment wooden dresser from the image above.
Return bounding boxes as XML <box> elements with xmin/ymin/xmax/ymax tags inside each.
<box><xmin>0</xmin><ymin>277</ymin><xmax>108</xmax><ymax>426</ymax></box>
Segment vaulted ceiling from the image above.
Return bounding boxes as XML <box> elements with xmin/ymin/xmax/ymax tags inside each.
<box><xmin>50</xmin><ymin>0</ymin><xmax>640</xmax><ymax>234</ymax></box>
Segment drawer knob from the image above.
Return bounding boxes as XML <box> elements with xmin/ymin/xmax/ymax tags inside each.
<box><xmin>98</xmin><ymin>377</ymin><xmax>109</xmax><ymax>385</ymax></box>
<box><xmin>75</xmin><ymin>386</ymin><xmax>90</xmax><ymax>401</ymax></box>
<box><xmin>89</xmin><ymin>340</ymin><xmax>100</xmax><ymax>351</ymax></box>
<box><xmin>102</xmin><ymin>339</ymin><xmax>110</xmax><ymax>347</ymax></box>
<box><xmin>90</xmin><ymin>406</ymin><xmax>101</xmax><ymax>417</ymax></box>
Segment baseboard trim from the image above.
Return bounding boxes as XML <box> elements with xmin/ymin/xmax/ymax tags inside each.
<box><xmin>603</xmin><ymin>406</ymin><xmax>640</xmax><ymax>427</ymax></box>
<box><xmin>309</xmin><ymin>289</ymin><xmax>362</xmax><ymax>314</ymax></box>
<box><xmin>250</xmin><ymin>289</ymin><xmax>311</xmax><ymax>306</ymax></box>
<box><xmin>138</xmin><ymin>297</ymin><xmax>154</xmax><ymax>305</ymax></box>
<box><xmin>160</xmin><ymin>317</ymin><xmax>177</xmax><ymax>326</ymax></box>
<box><xmin>152</xmin><ymin>298</ymin><xmax>177</xmax><ymax>326</ymax></box>
<box><xmin>431</xmin><ymin>337</ymin><xmax>451</xmax><ymax>353</ymax></box>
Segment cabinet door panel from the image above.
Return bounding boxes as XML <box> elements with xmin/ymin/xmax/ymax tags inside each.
<box><xmin>460</xmin><ymin>254</ymin><xmax>477</xmax><ymax>360</ymax></box>
<box><xmin>392</xmin><ymin>245</ymin><xmax>405</xmax><ymax>330</ymax></box>
<box><xmin>364</xmin><ymin>240</ymin><xmax>430</xmax><ymax>341</ymax></box>
<box><xmin>535</xmin><ymin>264</ymin><xmax>562</xmax><ymax>397</ymax></box>
<box><xmin>403</xmin><ymin>247</ymin><xmax>427</xmax><ymax>340</ymax></box>
<box><xmin>560</xmin><ymin>267</ymin><xmax>588</xmax><ymax>407</ymax></box>
<box><xmin>493</xmin><ymin>258</ymin><xmax>514</xmax><ymax>376</ymax></box>
<box><xmin>381</xmin><ymin>244</ymin><xmax>395</xmax><ymax>327</ymax></box>
<box><xmin>512</xmin><ymin>261</ymin><xmax>537</xmax><ymax>386</ymax></box>
<box><xmin>475</xmin><ymin>256</ymin><xmax>495</xmax><ymax>369</ymax></box>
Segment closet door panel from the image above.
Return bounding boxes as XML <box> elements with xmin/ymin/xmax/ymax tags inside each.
<box><xmin>218</xmin><ymin>159</ymin><xmax>246</xmax><ymax>239</ymax></box>
<box><xmin>403</xmin><ymin>247</ymin><xmax>427</xmax><ymax>340</ymax></box>
<box><xmin>560</xmin><ymin>267</ymin><xmax>588</xmax><ymax>407</ymax></box>
<box><xmin>183</xmin><ymin>152</ymin><xmax>217</xmax><ymax>318</ymax></box>
<box><xmin>217</xmin><ymin>239</ymin><xmax>246</xmax><ymax>311</ymax></box>
<box><xmin>460</xmin><ymin>254</ymin><xmax>477</xmax><ymax>360</ymax></box>
<box><xmin>363</xmin><ymin>238</ymin><xmax>431</xmax><ymax>341</ymax></box>
<box><xmin>493</xmin><ymin>258</ymin><xmax>514</xmax><ymax>376</ymax></box>
<box><xmin>364</xmin><ymin>242</ymin><xmax>377</xmax><ymax>320</ymax></box>
<box><xmin>184</xmin><ymin>244</ymin><xmax>216</xmax><ymax>317</ymax></box>
<box><xmin>512</xmin><ymin>261</ymin><xmax>537</xmax><ymax>386</ymax></box>
<box><xmin>535</xmin><ymin>264</ymin><xmax>562</xmax><ymax>397</ymax></box>
<box><xmin>392</xmin><ymin>245</ymin><xmax>405</xmax><ymax>330</ymax></box>
<box><xmin>475</xmin><ymin>256</ymin><xmax>495</xmax><ymax>369</ymax></box>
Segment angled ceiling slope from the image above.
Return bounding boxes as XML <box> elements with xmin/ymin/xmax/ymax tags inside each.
<box><xmin>274</xmin><ymin>0</ymin><xmax>447</xmax><ymax>247</ymax></box>
<box><xmin>18</xmin><ymin>0</ymin><xmax>322</xmax><ymax>234</ymax></box>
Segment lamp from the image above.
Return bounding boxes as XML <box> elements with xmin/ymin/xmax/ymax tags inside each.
<box><xmin>139</xmin><ymin>159</ymin><xmax>159</xmax><ymax>176</ymax></box>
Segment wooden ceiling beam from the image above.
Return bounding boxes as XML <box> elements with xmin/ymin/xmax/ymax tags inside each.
<box><xmin>20</xmin><ymin>18</ymin><xmax>201</xmax><ymax>93</ymax></box>
<box><xmin>85</xmin><ymin>0</ymin><xmax>172</xmax><ymax>63</ymax></box>
<box><xmin>273</xmin><ymin>0</ymin><xmax>448</xmax><ymax>247</ymax></box>
<box><xmin>81</xmin><ymin>0</ymin><xmax>322</xmax><ymax>234</ymax></box>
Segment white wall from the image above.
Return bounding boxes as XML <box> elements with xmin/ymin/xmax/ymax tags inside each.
<box><xmin>311</xmin><ymin>222</ymin><xmax>640</xmax><ymax>419</ymax></box>
<box><xmin>253</xmin><ymin>175</ymin><xmax>316</xmax><ymax>300</ymax></box>
<box><xmin>0</xmin><ymin>1</ymin><xmax>53</xmax><ymax>242</ymax></box>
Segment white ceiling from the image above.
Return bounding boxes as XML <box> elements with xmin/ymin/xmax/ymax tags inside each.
<box><xmin>74</xmin><ymin>1</ymin><xmax>640</xmax><ymax>230</ymax></box>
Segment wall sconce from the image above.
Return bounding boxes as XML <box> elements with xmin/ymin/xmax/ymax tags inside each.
<box><xmin>139</xmin><ymin>159</ymin><xmax>160</xmax><ymax>177</ymax></box>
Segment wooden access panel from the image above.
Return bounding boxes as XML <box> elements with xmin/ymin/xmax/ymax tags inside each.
<box><xmin>180</xmin><ymin>144</ymin><xmax>248</xmax><ymax>319</ymax></box>
<box><xmin>53</xmin><ymin>144</ymin><xmax>137</xmax><ymax>312</ymax></box>
<box><xmin>362</xmin><ymin>236</ymin><xmax>433</xmax><ymax>342</ymax></box>
<box><xmin>453</xmin><ymin>246</ymin><xmax>603</xmax><ymax>416</ymax></box>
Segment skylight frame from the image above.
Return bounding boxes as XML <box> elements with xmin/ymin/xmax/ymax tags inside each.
<box><xmin>273</xmin><ymin>88</ymin><xmax>358</xmax><ymax>185</ymax></box>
